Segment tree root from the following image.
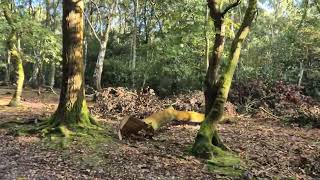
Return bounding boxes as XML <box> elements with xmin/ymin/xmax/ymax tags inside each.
<box><xmin>8</xmin><ymin>100</ymin><xmax>20</xmax><ymax>107</ymax></box>
<box><xmin>31</xmin><ymin>115</ymin><xmax>101</xmax><ymax>138</ymax></box>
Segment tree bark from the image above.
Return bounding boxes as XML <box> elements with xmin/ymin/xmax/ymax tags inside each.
<box><xmin>192</xmin><ymin>0</ymin><xmax>257</xmax><ymax>159</ymax></box>
<box><xmin>204</xmin><ymin>0</ymin><xmax>227</xmax><ymax>115</ymax></box>
<box><xmin>42</xmin><ymin>0</ymin><xmax>97</xmax><ymax>136</ymax></box>
<box><xmin>9</xmin><ymin>37</ymin><xmax>24</xmax><ymax>107</ymax></box>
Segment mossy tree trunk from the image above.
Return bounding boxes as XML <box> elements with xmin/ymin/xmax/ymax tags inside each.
<box><xmin>204</xmin><ymin>0</ymin><xmax>226</xmax><ymax>115</ymax></box>
<box><xmin>204</xmin><ymin>0</ymin><xmax>242</xmax><ymax>149</ymax></box>
<box><xmin>42</xmin><ymin>0</ymin><xmax>97</xmax><ymax>136</ymax></box>
<box><xmin>9</xmin><ymin>47</ymin><xmax>25</xmax><ymax>107</ymax></box>
<box><xmin>2</xmin><ymin>0</ymin><xmax>25</xmax><ymax>107</ymax></box>
<box><xmin>192</xmin><ymin>0</ymin><xmax>257</xmax><ymax>159</ymax></box>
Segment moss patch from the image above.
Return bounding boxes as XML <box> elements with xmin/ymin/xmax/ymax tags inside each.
<box><xmin>43</xmin><ymin>127</ymin><xmax>115</xmax><ymax>169</ymax></box>
<box><xmin>207</xmin><ymin>151</ymin><xmax>245</xmax><ymax>178</ymax></box>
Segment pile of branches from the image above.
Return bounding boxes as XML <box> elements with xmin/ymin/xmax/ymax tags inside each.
<box><xmin>90</xmin><ymin>87</ymin><xmax>238</xmax><ymax>119</ymax></box>
<box><xmin>230</xmin><ymin>81</ymin><xmax>320</xmax><ymax>127</ymax></box>
<box><xmin>90</xmin><ymin>87</ymin><xmax>162</xmax><ymax>118</ymax></box>
<box><xmin>90</xmin><ymin>87</ymin><xmax>206</xmax><ymax>118</ymax></box>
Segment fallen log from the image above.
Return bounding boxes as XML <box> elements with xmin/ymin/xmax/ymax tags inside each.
<box><xmin>118</xmin><ymin>106</ymin><xmax>204</xmax><ymax>139</ymax></box>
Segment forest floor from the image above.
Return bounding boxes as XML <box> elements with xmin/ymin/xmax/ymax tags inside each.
<box><xmin>0</xmin><ymin>86</ymin><xmax>319</xmax><ymax>179</ymax></box>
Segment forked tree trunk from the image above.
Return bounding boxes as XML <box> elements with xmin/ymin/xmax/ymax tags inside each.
<box><xmin>204</xmin><ymin>1</ymin><xmax>227</xmax><ymax>115</ymax></box>
<box><xmin>92</xmin><ymin>1</ymin><xmax>118</xmax><ymax>91</ymax></box>
<box><xmin>192</xmin><ymin>0</ymin><xmax>257</xmax><ymax>159</ymax></box>
<box><xmin>45</xmin><ymin>0</ymin><xmax>96</xmax><ymax>134</ymax></box>
<box><xmin>202</xmin><ymin>0</ymin><xmax>242</xmax><ymax>148</ymax></box>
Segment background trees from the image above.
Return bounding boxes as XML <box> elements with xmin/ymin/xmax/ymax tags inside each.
<box><xmin>0</xmin><ymin>0</ymin><xmax>319</xmax><ymax>99</ymax></box>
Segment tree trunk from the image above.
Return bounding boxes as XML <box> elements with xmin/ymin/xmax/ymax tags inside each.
<box><xmin>92</xmin><ymin>1</ymin><xmax>118</xmax><ymax>91</ymax></box>
<box><xmin>9</xmin><ymin>40</ymin><xmax>25</xmax><ymax>107</ymax></box>
<box><xmin>84</xmin><ymin>35</ymin><xmax>88</xmax><ymax>72</ymax></box>
<box><xmin>192</xmin><ymin>0</ymin><xmax>257</xmax><ymax>159</ymax></box>
<box><xmin>204</xmin><ymin>4</ymin><xmax>210</xmax><ymax>70</ymax></box>
<box><xmin>204</xmin><ymin>2</ymin><xmax>226</xmax><ymax>115</ymax></box>
<box><xmin>48</xmin><ymin>62</ymin><xmax>56</xmax><ymax>89</ymax></box>
<box><xmin>29</xmin><ymin>62</ymin><xmax>39</xmax><ymax>88</ymax></box>
<box><xmin>4</xmin><ymin>50</ymin><xmax>11</xmax><ymax>85</ymax></box>
<box><xmin>42</xmin><ymin>0</ymin><xmax>97</xmax><ymax>136</ymax></box>
<box><xmin>93</xmin><ymin>39</ymin><xmax>108</xmax><ymax>90</ymax></box>
<box><xmin>2</xmin><ymin>0</ymin><xmax>25</xmax><ymax>106</ymax></box>
<box><xmin>131</xmin><ymin>0</ymin><xmax>138</xmax><ymax>88</ymax></box>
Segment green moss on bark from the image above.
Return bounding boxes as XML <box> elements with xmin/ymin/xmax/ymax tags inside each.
<box><xmin>34</xmin><ymin>100</ymin><xmax>100</xmax><ymax>138</ymax></box>
<box><xmin>9</xmin><ymin>50</ymin><xmax>24</xmax><ymax>107</ymax></box>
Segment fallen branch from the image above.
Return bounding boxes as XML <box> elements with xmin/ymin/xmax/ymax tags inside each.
<box><xmin>118</xmin><ymin>106</ymin><xmax>205</xmax><ymax>139</ymax></box>
<box><xmin>259</xmin><ymin>107</ymin><xmax>286</xmax><ymax>121</ymax></box>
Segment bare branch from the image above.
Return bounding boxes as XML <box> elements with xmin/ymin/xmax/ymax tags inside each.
<box><xmin>90</xmin><ymin>0</ymin><xmax>103</xmax><ymax>36</ymax></box>
<box><xmin>84</xmin><ymin>13</ymin><xmax>101</xmax><ymax>45</ymax></box>
<box><xmin>222</xmin><ymin>0</ymin><xmax>241</xmax><ymax>15</ymax></box>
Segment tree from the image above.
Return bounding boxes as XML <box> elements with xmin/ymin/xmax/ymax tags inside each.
<box><xmin>192</xmin><ymin>0</ymin><xmax>257</xmax><ymax>159</ymax></box>
<box><xmin>131</xmin><ymin>0</ymin><xmax>139</xmax><ymax>88</ymax></box>
<box><xmin>1</xmin><ymin>0</ymin><xmax>25</xmax><ymax>107</ymax></box>
<box><xmin>203</xmin><ymin>0</ymin><xmax>241</xmax><ymax>115</ymax></box>
<box><xmin>89</xmin><ymin>0</ymin><xmax>118</xmax><ymax>91</ymax></box>
<box><xmin>39</xmin><ymin>0</ymin><xmax>97</xmax><ymax>136</ymax></box>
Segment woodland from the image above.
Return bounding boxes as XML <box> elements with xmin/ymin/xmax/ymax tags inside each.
<box><xmin>0</xmin><ymin>0</ymin><xmax>319</xmax><ymax>179</ymax></box>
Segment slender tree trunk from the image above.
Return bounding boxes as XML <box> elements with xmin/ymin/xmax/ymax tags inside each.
<box><xmin>204</xmin><ymin>4</ymin><xmax>210</xmax><ymax>70</ymax></box>
<box><xmin>29</xmin><ymin>62</ymin><xmax>39</xmax><ymax>88</ymax></box>
<box><xmin>93</xmin><ymin>38</ymin><xmax>108</xmax><ymax>90</ymax></box>
<box><xmin>84</xmin><ymin>35</ymin><xmax>88</xmax><ymax>72</ymax></box>
<box><xmin>4</xmin><ymin>50</ymin><xmax>11</xmax><ymax>85</ymax></box>
<box><xmin>92</xmin><ymin>1</ymin><xmax>117</xmax><ymax>90</ymax></box>
<box><xmin>192</xmin><ymin>0</ymin><xmax>257</xmax><ymax>159</ymax></box>
<box><xmin>298</xmin><ymin>61</ymin><xmax>304</xmax><ymax>87</ymax></box>
<box><xmin>48</xmin><ymin>62</ymin><xmax>56</xmax><ymax>89</ymax></box>
<box><xmin>45</xmin><ymin>0</ymin><xmax>59</xmax><ymax>93</ymax></box>
<box><xmin>44</xmin><ymin>0</ymin><xmax>96</xmax><ymax>135</ymax></box>
<box><xmin>298</xmin><ymin>48</ymin><xmax>308</xmax><ymax>86</ymax></box>
<box><xmin>132</xmin><ymin>0</ymin><xmax>138</xmax><ymax>88</ymax></box>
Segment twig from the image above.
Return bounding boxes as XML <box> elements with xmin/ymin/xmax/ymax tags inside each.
<box><xmin>259</xmin><ymin>107</ymin><xmax>286</xmax><ymax>121</ymax></box>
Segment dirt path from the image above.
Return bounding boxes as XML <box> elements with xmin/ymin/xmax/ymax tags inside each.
<box><xmin>0</xmin><ymin>87</ymin><xmax>319</xmax><ymax>179</ymax></box>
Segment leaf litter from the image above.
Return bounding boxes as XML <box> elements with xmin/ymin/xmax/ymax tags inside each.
<box><xmin>0</xmin><ymin>86</ymin><xmax>319</xmax><ymax>179</ymax></box>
